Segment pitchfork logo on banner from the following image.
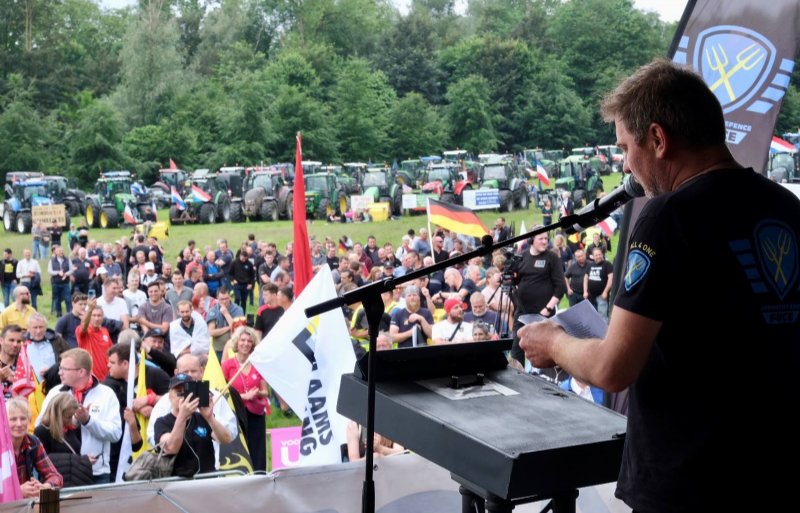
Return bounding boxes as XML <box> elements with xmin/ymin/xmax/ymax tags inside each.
<box><xmin>673</xmin><ymin>25</ymin><xmax>795</xmax><ymax>146</ymax></box>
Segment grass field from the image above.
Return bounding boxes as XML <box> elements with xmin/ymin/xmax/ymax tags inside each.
<box><xmin>2</xmin><ymin>174</ymin><xmax>625</xmax><ymax>323</ymax></box>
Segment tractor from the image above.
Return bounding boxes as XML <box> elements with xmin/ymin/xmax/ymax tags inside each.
<box><xmin>420</xmin><ymin>162</ymin><xmax>473</xmax><ymax>205</ymax></box>
<box><xmin>85</xmin><ymin>171</ymin><xmax>150</xmax><ymax>229</ymax></box>
<box><xmin>169</xmin><ymin>170</ymin><xmax>232</xmax><ymax>225</ymax></box>
<box><xmin>3</xmin><ymin>179</ymin><xmax>57</xmax><ymax>233</ymax></box>
<box><xmin>396</xmin><ymin>159</ymin><xmax>426</xmax><ymax>188</ymax></box>
<box><xmin>553</xmin><ymin>158</ymin><xmax>604</xmax><ymax>208</ymax></box>
<box><xmin>236</xmin><ymin>169</ymin><xmax>293</xmax><ymax>222</ymax></box>
<box><xmin>42</xmin><ymin>176</ymin><xmax>86</xmax><ymax>217</ymax></box>
<box><xmin>151</xmin><ymin>168</ymin><xmax>190</xmax><ymax>195</ymax></box>
<box><xmin>478</xmin><ymin>157</ymin><xmax>530</xmax><ymax>212</ymax></box>
<box><xmin>305</xmin><ymin>173</ymin><xmax>349</xmax><ymax>220</ymax></box>
<box><xmin>360</xmin><ymin>167</ymin><xmax>402</xmax><ymax>216</ymax></box>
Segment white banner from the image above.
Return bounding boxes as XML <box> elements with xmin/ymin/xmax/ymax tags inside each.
<box><xmin>350</xmin><ymin>195</ymin><xmax>373</xmax><ymax>211</ymax></box>
<box><xmin>248</xmin><ymin>266</ymin><xmax>355</xmax><ymax>466</ymax></box>
<box><xmin>463</xmin><ymin>189</ymin><xmax>500</xmax><ymax>210</ymax></box>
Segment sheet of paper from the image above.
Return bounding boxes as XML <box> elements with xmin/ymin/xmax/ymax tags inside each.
<box><xmin>519</xmin><ymin>300</ymin><xmax>608</xmax><ymax>340</ymax></box>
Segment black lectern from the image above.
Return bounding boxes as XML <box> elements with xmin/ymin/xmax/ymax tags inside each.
<box><xmin>338</xmin><ymin>340</ymin><xmax>626</xmax><ymax>513</ymax></box>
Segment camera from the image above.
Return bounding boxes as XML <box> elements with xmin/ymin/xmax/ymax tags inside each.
<box><xmin>184</xmin><ymin>380</ymin><xmax>210</xmax><ymax>408</ymax></box>
<box><xmin>502</xmin><ymin>249</ymin><xmax>523</xmax><ymax>287</ymax></box>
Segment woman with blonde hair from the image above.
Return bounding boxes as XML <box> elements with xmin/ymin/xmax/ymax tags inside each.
<box><xmin>34</xmin><ymin>393</ymin><xmax>94</xmax><ymax>487</ymax></box>
<box><xmin>221</xmin><ymin>326</ymin><xmax>269</xmax><ymax>472</ymax></box>
<box><xmin>6</xmin><ymin>397</ymin><xmax>63</xmax><ymax>497</ymax></box>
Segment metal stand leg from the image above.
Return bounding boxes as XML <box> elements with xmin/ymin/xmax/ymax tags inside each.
<box><xmin>460</xmin><ymin>486</ymin><xmax>485</xmax><ymax>513</ymax></box>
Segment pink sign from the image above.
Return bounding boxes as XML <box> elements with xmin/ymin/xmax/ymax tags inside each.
<box><xmin>270</xmin><ymin>426</ymin><xmax>302</xmax><ymax>470</ymax></box>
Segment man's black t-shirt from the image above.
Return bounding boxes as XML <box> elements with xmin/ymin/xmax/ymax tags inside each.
<box><xmin>564</xmin><ymin>260</ymin><xmax>589</xmax><ymax>294</ymax></box>
<box><xmin>515</xmin><ymin>250</ymin><xmax>565</xmax><ymax>315</ymax></box>
<box><xmin>255</xmin><ymin>305</ymin><xmax>284</xmax><ymax>337</ymax></box>
<box><xmin>614</xmin><ymin>168</ymin><xmax>800</xmax><ymax>512</ymax></box>
<box><xmin>585</xmin><ymin>260</ymin><xmax>613</xmax><ymax>297</ymax></box>
<box><xmin>153</xmin><ymin>412</ymin><xmax>216</xmax><ymax>477</ymax></box>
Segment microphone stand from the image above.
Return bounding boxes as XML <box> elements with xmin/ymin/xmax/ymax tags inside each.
<box><xmin>305</xmin><ymin>204</ymin><xmax>616</xmax><ymax>513</ymax></box>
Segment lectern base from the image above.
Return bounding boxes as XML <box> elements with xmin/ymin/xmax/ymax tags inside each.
<box><xmin>457</xmin><ymin>478</ymin><xmax>578</xmax><ymax>513</ymax></box>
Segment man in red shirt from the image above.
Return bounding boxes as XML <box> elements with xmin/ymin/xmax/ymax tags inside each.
<box><xmin>75</xmin><ymin>299</ymin><xmax>112</xmax><ymax>381</ymax></box>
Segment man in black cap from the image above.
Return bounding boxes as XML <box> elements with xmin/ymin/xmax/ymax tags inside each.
<box><xmin>141</xmin><ymin>328</ymin><xmax>176</xmax><ymax>376</ymax></box>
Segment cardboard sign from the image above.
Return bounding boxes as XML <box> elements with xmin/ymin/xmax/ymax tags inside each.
<box><xmin>32</xmin><ymin>204</ymin><xmax>66</xmax><ymax>226</ymax></box>
<box><xmin>402</xmin><ymin>193</ymin><xmax>435</xmax><ymax>210</ymax></box>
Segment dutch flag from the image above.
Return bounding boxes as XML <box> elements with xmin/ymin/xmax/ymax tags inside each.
<box><xmin>171</xmin><ymin>186</ymin><xmax>186</xmax><ymax>210</ymax></box>
<box><xmin>191</xmin><ymin>185</ymin><xmax>212</xmax><ymax>202</ymax></box>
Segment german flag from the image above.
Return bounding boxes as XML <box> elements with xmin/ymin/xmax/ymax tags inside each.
<box><xmin>427</xmin><ymin>198</ymin><xmax>489</xmax><ymax>239</ymax></box>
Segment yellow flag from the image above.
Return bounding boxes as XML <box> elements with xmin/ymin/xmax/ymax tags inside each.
<box><xmin>132</xmin><ymin>349</ymin><xmax>151</xmax><ymax>458</ymax></box>
<box><xmin>203</xmin><ymin>348</ymin><xmax>253</xmax><ymax>474</ymax></box>
<box><xmin>26</xmin><ymin>377</ymin><xmax>45</xmax><ymax>433</ymax></box>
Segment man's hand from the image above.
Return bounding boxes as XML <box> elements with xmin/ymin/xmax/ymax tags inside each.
<box><xmin>75</xmin><ymin>404</ymin><xmax>91</xmax><ymax>425</ymax></box>
<box><xmin>517</xmin><ymin>321</ymin><xmax>565</xmax><ymax>368</ymax></box>
<box><xmin>0</xmin><ymin>364</ymin><xmax>14</xmax><ymax>382</ymax></box>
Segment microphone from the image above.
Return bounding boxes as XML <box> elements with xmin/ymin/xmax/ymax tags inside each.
<box><xmin>564</xmin><ymin>174</ymin><xmax>645</xmax><ymax>234</ymax></box>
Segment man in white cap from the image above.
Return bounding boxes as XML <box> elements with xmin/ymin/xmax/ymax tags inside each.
<box><xmin>141</xmin><ymin>261</ymin><xmax>159</xmax><ymax>288</ymax></box>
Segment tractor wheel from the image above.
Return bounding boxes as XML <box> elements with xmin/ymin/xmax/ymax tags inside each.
<box><xmin>392</xmin><ymin>189</ymin><xmax>402</xmax><ymax>216</ymax></box>
<box><xmin>86</xmin><ymin>203</ymin><xmax>101</xmax><ymax>228</ymax></box>
<box><xmin>3</xmin><ymin>208</ymin><xmax>15</xmax><ymax>232</ymax></box>
<box><xmin>16</xmin><ymin>212</ymin><xmax>32</xmax><ymax>234</ymax></box>
<box><xmin>199</xmin><ymin>203</ymin><xmax>216</xmax><ymax>224</ymax></box>
<box><xmin>169</xmin><ymin>206</ymin><xmax>181</xmax><ymax>224</ymax></box>
<box><xmin>518</xmin><ymin>188</ymin><xmax>530</xmax><ymax>210</ymax></box>
<box><xmin>101</xmin><ymin>208</ymin><xmax>119</xmax><ymax>228</ymax></box>
<box><xmin>65</xmin><ymin>201</ymin><xmax>80</xmax><ymax>218</ymax></box>
<box><xmin>285</xmin><ymin>193</ymin><xmax>294</xmax><ymax>220</ymax></box>
<box><xmin>259</xmin><ymin>200</ymin><xmax>278</xmax><ymax>222</ymax></box>
<box><xmin>316</xmin><ymin>199</ymin><xmax>331</xmax><ymax>220</ymax></box>
<box><xmin>441</xmin><ymin>193</ymin><xmax>455</xmax><ymax>205</ymax></box>
<box><xmin>230</xmin><ymin>201</ymin><xmax>244</xmax><ymax>223</ymax></box>
<box><xmin>379</xmin><ymin>196</ymin><xmax>391</xmax><ymax>204</ymax></box>
<box><xmin>499</xmin><ymin>191</ymin><xmax>513</xmax><ymax>212</ymax></box>
<box><xmin>218</xmin><ymin>198</ymin><xmax>231</xmax><ymax>222</ymax></box>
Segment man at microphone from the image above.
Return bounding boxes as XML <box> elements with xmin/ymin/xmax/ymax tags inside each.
<box><xmin>519</xmin><ymin>59</ymin><xmax>800</xmax><ymax>513</ymax></box>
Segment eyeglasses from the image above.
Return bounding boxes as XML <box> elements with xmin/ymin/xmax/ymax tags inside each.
<box><xmin>59</xmin><ymin>366</ymin><xmax>80</xmax><ymax>372</ymax></box>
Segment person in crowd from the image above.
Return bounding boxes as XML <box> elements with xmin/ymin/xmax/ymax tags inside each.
<box><xmin>254</xmin><ymin>283</ymin><xmax>283</xmax><ymax>340</ymax></box>
<box><xmin>0</xmin><ymin>286</ymin><xmax>36</xmax><ymax>330</ymax></box>
<box><xmin>6</xmin><ymin>397</ymin><xmax>63</xmax><ymax>497</ymax></box>
<box><xmin>493</xmin><ymin>218</ymin><xmax>512</xmax><ymax>243</ymax></box>
<box><xmin>153</xmin><ymin>373</ymin><xmax>233</xmax><ymax>477</ymax></box>
<box><xmin>49</xmin><ymin>245</ymin><xmax>73</xmax><ymax>317</ymax></box>
<box><xmin>413</xmin><ymin>228</ymin><xmax>431</xmax><ymax>258</ymax></box>
<box><xmin>34</xmin><ymin>392</ymin><xmax>94</xmax><ymax>487</ymax></box>
<box><xmin>471</xmin><ymin>321</ymin><xmax>491</xmax><ymax>342</ymax></box>
<box><xmin>15</xmin><ymin>249</ymin><xmax>41</xmax><ymax>305</ymax></box>
<box><xmin>564</xmin><ymin>248</ymin><xmax>590</xmax><ymax>307</ymax></box>
<box><xmin>67</xmin><ymin>225</ymin><xmax>79</xmax><ymax>250</ymax></box>
<box><xmin>510</xmin><ymin>229</ymin><xmax>565</xmax><ymax>366</ymax></box>
<box><xmin>35</xmin><ymin>348</ymin><xmax>121</xmax><ymax>484</ymax></box>
<box><xmin>141</xmin><ymin>328</ymin><xmax>176</xmax><ymax>376</ymax></box>
<box><xmin>87</xmin><ymin>266</ymin><xmax>107</xmax><ymax>301</ymax></box>
<box><xmin>1</xmin><ymin>248</ymin><xmax>18</xmax><ymax>308</ymax></box>
<box><xmin>24</xmin><ymin>314</ymin><xmax>68</xmax><ymax>384</ymax></box>
<box><xmin>75</xmin><ymin>299</ymin><xmax>113</xmax><ymax>381</ymax></box>
<box><xmin>517</xmin><ymin>59</ymin><xmax>800</xmax><ymax>513</ymax></box>
<box><xmin>166</xmin><ymin>270</ymin><xmax>193</xmax><ymax>315</ymax></box>
<box><xmin>101</xmin><ymin>253</ymin><xmax>122</xmax><ymax>278</ymax></box>
<box><xmin>1</xmin><ymin>324</ymin><xmax>26</xmax><ymax>399</ymax></box>
<box><xmin>431</xmin><ymin>298</ymin><xmax>473</xmax><ymax>345</ymax></box>
<box><xmin>583</xmin><ymin>247</ymin><xmax>614</xmax><ymax>322</ymax></box>
<box><xmin>96</xmin><ymin>275</ymin><xmax>130</xmax><ymax>330</ymax></box>
<box><xmin>135</xmin><ymin>280</ymin><xmax>174</xmax><ymax>337</ymax></box>
<box><xmin>207</xmin><ymin>287</ymin><xmax>244</xmax><ymax>361</ymax></box>
<box><xmin>70</xmin><ymin>247</ymin><xmax>93</xmax><ymax>296</ymax></box>
<box><xmin>464</xmin><ymin>292</ymin><xmax>498</xmax><ymax>332</ymax></box>
<box><xmin>31</xmin><ymin>221</ymin><xmax>47</xmax><ymax>260</ymax></box>
<box><xmin>221</xmin><ymin>327</ymin><xmax>269</xmax><ymax>472</ymax></box>
<box><xmin>169</xmin><ymin>300</ymin><xmax>210</xmax><ymax>357</ymax></box>
<box><xmin>230</xmin><ymin>249</ymin><xmax>255</xmax><ymax>314</ymax></box>
<box><xmin>389</xmin><ymin>286</ymin><xmax>433</xmax><ymax>348</ymax></box>
<box><xmin>552</xmin><ymin>233</ymin><xmax>574</xmax><ymax>269</ymax></box>
<box><xmin>585</xmin><ymin>230</ymin><xmax>610</xmax><ymax>257</ymax></box>
<box><xmin>541</xmin><ymin>198</ymin><xmax>554</xmax><ymax>227</ymax></box>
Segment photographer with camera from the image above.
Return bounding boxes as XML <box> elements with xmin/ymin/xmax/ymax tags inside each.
<box><xmin>154</xmin><ymin>373</ymin><xmax>232</xmax><ymax>478</ymax></box>
<box><xmin>509</xmin><ymin>230</ymin><xmax>565</xmax><ymax>366</ymax></box>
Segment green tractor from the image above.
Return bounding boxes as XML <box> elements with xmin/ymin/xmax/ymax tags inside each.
<box><xmin>360</xmin><ymin>167</ymin><xmax>402</xmax><ymax>216</ymax></box>
<box><xmin>169</xmin><ymin>171</ymin><xmax>232</xmax><ymax>225</ymax></box>
<box><xmin>85</xmin><ymin>171</ymin><xmax>149</xmax><ymax>229</ymax></box>
<box><xmin>322</xmin><ymin>164</ymin><xmax>361</xmax><ymax>196</ymax></box>
<box><xmin>478</xmin><ymin>158</ymin><xmax>530</xmax><ymax>212</ymax></box>
<box><xmin>554</xmin><ymin>157</ymin><xmax>604</xmax><ymax>207</ymax></box>
<box><xmin>305</xmin><ymin>173</ymin><xmax>349</xmax><ymax>220</ymax></box>
<box><xmin>396</xmin><ymin>159</ymin><xmax>426</xmax><ymax>188</ymax></box>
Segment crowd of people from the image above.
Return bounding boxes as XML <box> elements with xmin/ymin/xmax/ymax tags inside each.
<box><xmin>0</xmin><ymin>188</ymin><xmax>616</xmax><ymax>493</ymax></box>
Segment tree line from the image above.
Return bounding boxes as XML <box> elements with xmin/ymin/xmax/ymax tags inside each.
<box><xmin>2</xmin><ymin>0</ymin><xmax>799</xmax><ymax>189</ymax></box>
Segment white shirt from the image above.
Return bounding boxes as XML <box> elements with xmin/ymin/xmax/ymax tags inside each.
<box><xmin>431</xmin><ymin>319</ymin><xmax>473</xmax><ymax>344</ymax></box>
<box><xmin>97</xmin><ymin>295</ymin><xmax>129</xmax><ymax>322</ymax></box>
<box><xmin>169</xmin><ymin>311</ymin><xmax>210</xmax><ymax>357</ymax></box>
<box><xmin>16</xmin><ymin>258</ymin><xmax>41</xmax><ymax>282</ymax></box>
<box><xmin>123</xmin><ymin>289</ymin><xmax>147</xmax><ymax>316</ymax></box>
<box><xmin>25</xmin><ymin>340</ymin><xmax>56</xmax><ymax>378</ymax></box>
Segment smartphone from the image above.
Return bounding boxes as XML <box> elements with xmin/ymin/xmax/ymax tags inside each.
<box><xmin>184</xmin><ymin>380</ymin><xmax>210</xmax><ymax>408</ymax></box>
<box><xmin>87</xmin><ymin>289</ymin><xmax>96</xmax><ymax>299</ymax></box>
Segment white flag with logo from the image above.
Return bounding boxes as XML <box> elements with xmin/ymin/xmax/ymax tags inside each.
<box><xmin>248</xmin><ymin>265</ymin><xmax>356</xmax><ymax>466</ymax></box>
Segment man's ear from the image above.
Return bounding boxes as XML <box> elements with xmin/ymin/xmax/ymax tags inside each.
<box><xmin>648</xmin><ymin>123</ymin><xmax>669</xmax><ymax>158</ymax></box>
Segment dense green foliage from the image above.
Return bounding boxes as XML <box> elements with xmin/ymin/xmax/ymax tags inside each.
<box><xmin>1</xmin><ymin>0</ymin><xmax>792</xmax><ymax>184</ymax></box>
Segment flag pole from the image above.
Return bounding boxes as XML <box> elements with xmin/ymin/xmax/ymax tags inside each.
<box><xmin>426</xmin><ymin>197</ymin><xmax>433</xmax><ymax>245</ymax></box>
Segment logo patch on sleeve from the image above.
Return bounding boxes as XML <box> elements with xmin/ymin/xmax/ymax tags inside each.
<box><xmin>755</xmin><ymin>220</ymin><xmax>798</xmax><ymax>300</ymax></box>
<box><xmin>624</xmin><ymin>249</ymin><xmax>651</xmax><ymax>292</ymax></box>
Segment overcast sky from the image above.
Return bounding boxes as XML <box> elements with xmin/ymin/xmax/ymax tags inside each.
<box><xmin>98</xmin><ymin>0</ymin><xmax>689</xmax><ymax>22</ymax></box>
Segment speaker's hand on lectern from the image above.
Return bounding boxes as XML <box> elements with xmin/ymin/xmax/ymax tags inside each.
<box><xmin>517</xmin><ymin>321</ymin><xmax>565</xmax><ymax>368</ymax></box>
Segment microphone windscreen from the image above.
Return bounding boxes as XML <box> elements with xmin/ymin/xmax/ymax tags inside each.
<box><xmin>624</xmin><ymin>174</ymin><xmax>645</xmax><ymax>198</ymax></box>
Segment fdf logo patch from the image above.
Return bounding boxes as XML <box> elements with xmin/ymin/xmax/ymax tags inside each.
<box><xmin>624</xmin><ymin>249</ymin><xmax>651</xmax><ymax>292</ymax></box>
<box><xmin>755</xmin><ymin>220</ymin><xmax>798</xmax><ymax>300</ymax></box>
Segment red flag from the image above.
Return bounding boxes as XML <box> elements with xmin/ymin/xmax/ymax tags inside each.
<box><xmin>169</xmin><ymin>158</ymin><xmax>178</xmax><ymax>170</ymax></box>
<box><xmin>292</xmin><ymin>132</ymin><xmax>313</xmax><ymax>295</ymax></box>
